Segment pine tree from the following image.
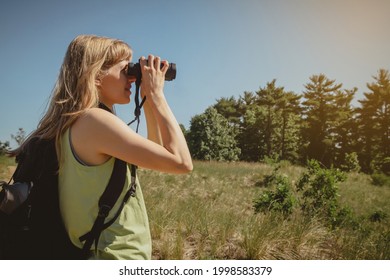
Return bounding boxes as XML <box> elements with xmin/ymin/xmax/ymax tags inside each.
<box><xmin>278</xmin><ymin>91</ymin><xmax>302</xmax><ymax>162</ymax></box>
<box><xmin>235</xmin><ymin>91</ymin><xmax>261</xmax><ymax>161</ymax></box>
<box><xmin>256</xmin><ymin>79</ymin><xmax>285</xmax><ymax>158</ymax></box>
<box><xmin>357</xmin><ymin>69</ymin><xmax>390</xmax><ymax>173</ymax></box>
<box><xmin>301</xmin><ymin>74</ymin><xmax>342</xmax><ymax>167</ymax></box>
<box><xmin>332</xmin><ymin>88</ymin><xmax>357</xmax><ymax>167</ymax></box>
<box><xmin>238</xmin><ymin>105</ymin><xmax>266</xmax><ymax>161</ymax></box>
<box><xmin>213</xmin><ymin>96</ymin><xmax>241</xmax><ymax>126</ymax></box>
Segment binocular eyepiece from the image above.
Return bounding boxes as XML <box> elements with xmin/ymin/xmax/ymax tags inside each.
<box><xmin>127</xmin><ymin>60</ymin><xmax>177</xmax><ymax>81</ymax></box>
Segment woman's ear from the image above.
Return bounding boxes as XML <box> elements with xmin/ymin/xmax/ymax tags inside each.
<box><xmin>96</xmin><ymin>70</ymin><xmax>107</xmax><ymax>87</ymax></box>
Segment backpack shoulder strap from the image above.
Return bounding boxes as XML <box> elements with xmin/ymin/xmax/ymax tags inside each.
<box><xmin>79</xmin><ymin>158</ymin><xmax>128</xmax><ymax>256</ymax></box>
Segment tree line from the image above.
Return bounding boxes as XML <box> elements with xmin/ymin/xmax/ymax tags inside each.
<box><xmin>185</xmin><ymin>69</ymin><xmax>390</xmax><ymax>175</ymax></box>
<box><xmin>1</xmin><ymin>70</ymin><xmax>389</xmax><ymax>176</ymax></box>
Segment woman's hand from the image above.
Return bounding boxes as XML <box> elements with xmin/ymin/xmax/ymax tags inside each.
<box><xmin>139</xmin><ymin>55</ymin><xmax>169</xmax><ymax>100</ymax></box>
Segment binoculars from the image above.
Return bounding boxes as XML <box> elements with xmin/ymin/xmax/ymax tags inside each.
<box><xmin>127</xmin><ymin>60</ymin><xmax>176</xmax><ymax>81</ymax></box>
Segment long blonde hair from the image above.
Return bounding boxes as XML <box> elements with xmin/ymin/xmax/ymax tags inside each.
<box><xmin>12</xmin><ymin>35</ymin><xmax>132</xmax><ymax>163</ymax></box>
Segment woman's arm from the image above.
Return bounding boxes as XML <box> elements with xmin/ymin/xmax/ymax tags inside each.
<box><xmin>71</xmin><ymin>55</ymin><xmax>192</xmax><ymax>174</ymax></box>
<box><xmin>136</xmin><ymin>55</ymin><xmax>193</xmax><ymax>172</ymax></box>
<box><xmin>142</xmin><ymin>92</ymin><xmax>163</xmax><ymax>145</ymax></box>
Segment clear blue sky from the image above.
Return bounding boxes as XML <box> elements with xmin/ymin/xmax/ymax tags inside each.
<box><xmin>1</xmin><ymin>0</ymin><xmax>389</xmax><ymax>147</ymax></box>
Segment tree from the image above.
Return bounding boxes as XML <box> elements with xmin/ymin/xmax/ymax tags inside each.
<box><xmin>256</xmin><ymin>80</ymin><xmax>285</xmax><ymax>158</ymax></box>
<box><xmin>278</xmin><ymin>91</ymin><xmax>302</xmax><ymax>162</ymax></box>
<box><xmin>301</xmin><ymin>74</ymin><xmax>343</xmax><ymax>167</ymax></box>
<box><xmin>238</xmin><ymin>91</ymin><xmax>257</xmax><ymax>113</ymax></box>
<box><xmin>251</xmin><ymin>80</ymin><xmax>302</xmax><ymax>163</ymax></box>
<box><xmin>357</xmin><ymin>69</ymin><xmax>390</xmax><ymax>173</ymax></box>
<box><xmin>11</xmin><ymin>128</ymin><xmax>26</xmax><ymax>147</ymax></box>
<box><xmin>213</xmin><ymin>96</ymin><xmax>241</xmax><ymax>126</ymax></box>
<box><xmin>237</xmin><ymin>105</ymin><xmax>266</xmax><ymax>161</ymax></box>
<box><xmin>236</xmin><ymin>91</ymin><xmax>262</xmax><ymax>161</ymax></box>
<box><xmin>331</xmin><ymin>88</ymin><xmax>357</xmax><ymax>167</ymax></box>
<box><xmin>213</xmin><ymin>82</ymin><xmax>302</xmax><ymax>163</ymax></box>
<box><xmin>0</xmin><ymin>141</ymin><xmax>10</xmax><ymax>155</ymax></box>
<box><xmin>187</xmin><ymin>107</ymin><xmax>241</xmax><ymax>161</ymax></box>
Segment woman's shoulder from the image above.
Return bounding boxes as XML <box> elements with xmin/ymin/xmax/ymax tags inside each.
<box><xmin>70</xmin><ymin>108</ymin><xmax>124</xmax><ymax>165</ymax></box>
<box><xmin>74</xmin><ymin>107</ymin><xmax>122</xmax><ymax>130</ymax></box>
<box><xmin>72</xmin><ymin>108</ymin><xmax>119</xmax><ymax>139</ymax></box>
<box><xmin>80</xmin><ymin>107</ymin><xmax>115</xmax><ymax>121</ymax></box>
<box><xmin>73</xmin><ymin>107</ymin><xmax>132</xmax><ymax>141</ymax></box>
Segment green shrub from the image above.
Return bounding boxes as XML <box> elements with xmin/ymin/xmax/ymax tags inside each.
<box><xmin>296</xmin><ymin>159</ymin><xmax>349</xmax><ymax>228</ymax></box>
<box><xmin>253</xmin><ymin>167</ymin><xmax>295</xmax><ymax>216</ymax></box>
<box><xmin>369</xmin><ymin>210</ymin><xmax>388</xmax><ymax>222</ymax></box>
<box><xmin>371</xmin><ymin>156</ymin><xmax>390</xmax><ymax>176</ymax></box>
<box><xmin>341</xmin><ymin>152</ymin><xmax>361</xmax><ymax>172</ymax></box>
<box><xmin>371</xmin><ymin>173</ymin><xmax>390</xmax><ymax>187</ymax></box>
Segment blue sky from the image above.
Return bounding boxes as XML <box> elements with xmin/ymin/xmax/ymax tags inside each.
<box><xmin>1</xmin><ymin>0</ymin><xmax>389</xmax><ymax>147</ymax></box>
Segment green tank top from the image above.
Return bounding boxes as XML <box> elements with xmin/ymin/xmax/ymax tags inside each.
<box><xmin>58</xmin><ymin>128</ymin><xmax>152</xmax><ymax>260</ymax></box>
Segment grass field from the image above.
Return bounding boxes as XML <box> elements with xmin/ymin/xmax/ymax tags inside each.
<box><xmin>1</xmin><ymin>156</ymin><xmax>389</xmax><ymax>259</ymax></box>
<box><xmin>0</xmin><ymin>155</ymin><xmax>15</xmax><ymax>182</ymax></box>
<box><xmin>139</xmin><ymin>161</ymin><xmax>389</xmax><ymax>260</ymax></box>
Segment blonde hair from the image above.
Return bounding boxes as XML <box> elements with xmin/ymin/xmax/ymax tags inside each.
<box><xmin>13</xmin><ymin>35</ymin><xmax>132</xmax><ymax>163</ymax></box>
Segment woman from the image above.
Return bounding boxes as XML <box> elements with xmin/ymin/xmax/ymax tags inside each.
<box><xmin>14</xmin><ymin>34</ymin><xmax>192</xmax><ymax>259</ymax></box>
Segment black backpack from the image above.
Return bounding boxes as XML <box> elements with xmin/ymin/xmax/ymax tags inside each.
<box><xmin>0</xmin><ymin>137</ymin><xmax>133</xmax><ymax>259</ymax></box>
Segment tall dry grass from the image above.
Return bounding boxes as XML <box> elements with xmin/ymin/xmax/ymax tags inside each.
<box><xmin>0</xmin><ymin>155</ymin><xmax>15</xmax><ymax>182</ymax></box>
<box><xmin>139</xmin><ymin>161</ymin><xmax>390</xmax><ymax>260</ymax></box>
